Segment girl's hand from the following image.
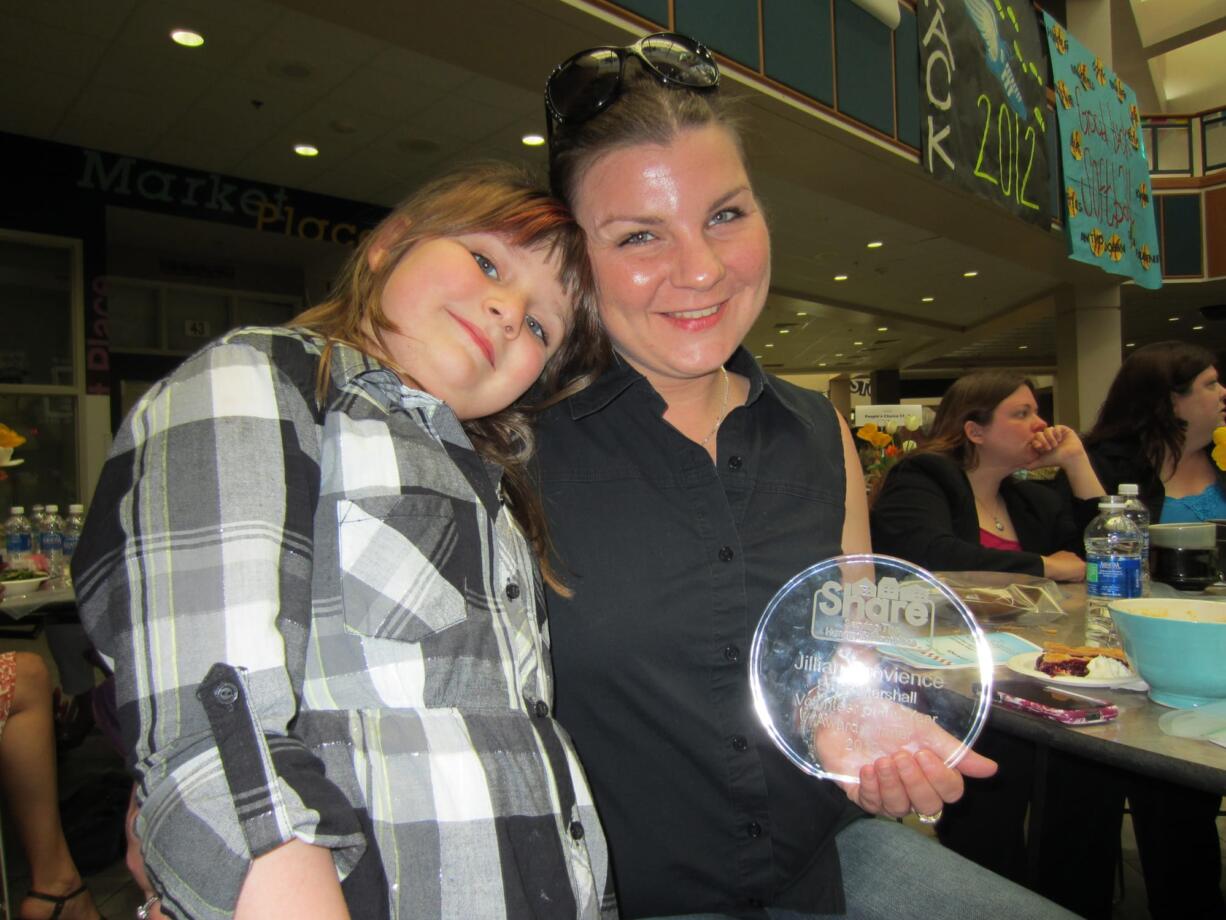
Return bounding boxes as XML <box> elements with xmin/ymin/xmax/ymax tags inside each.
<box><xmin>1042</xmin><ymin>550</ymin><xmax>1087</xmax><ymax>582</ymax></box>
<box><xmin>1027</xmin><ymin>425</ymin><xmax>1087</xmax><ymax>470</ymax></box>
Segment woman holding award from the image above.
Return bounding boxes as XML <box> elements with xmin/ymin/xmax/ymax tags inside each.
<box><xmin>535</xmin><ymin>32</ymin><xmax>1070</xmax><ymax>919</ymax></box>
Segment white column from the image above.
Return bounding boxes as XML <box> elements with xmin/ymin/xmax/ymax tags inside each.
<box><xmin>1054</xmin><ymin>284</ymin><xmax>1124</xmax><ymax>430</ymax></box>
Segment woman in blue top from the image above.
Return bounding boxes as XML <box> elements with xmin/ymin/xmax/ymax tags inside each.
<box><xmin>1085</xmin><ymin>340</ymin><xmax>1226</xmax><ymax>523</ymax></box>
<box><xmin>1083</xmin><ymin>339</ymin><xmax>1226</xmax><ymax>920</ymax></box>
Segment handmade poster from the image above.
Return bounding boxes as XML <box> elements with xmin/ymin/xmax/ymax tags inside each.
<box><xmin>750</xmin><ymin>555</ymin><xmax>993</xmax><ymax>783</ymax></box>
<box><xmin>918</xmin><ymin>0</ymin><xmax>1057</xmax><ymax>227</ymax></box>
<box><xmin>1043</xmin><ymin>11</ymin><xmax>1162</xmax><ymax>289</ymax></box>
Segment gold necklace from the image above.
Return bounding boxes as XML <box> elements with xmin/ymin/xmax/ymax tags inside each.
<box><xmin>699</xmin><ymin>366</ymin><xmax>730</xmax><ymax>448</ymax></box>
<box><xmin>974</xmin><ymin>494</ymin><xmax>1006</xmax><ymax>532</ymax></box>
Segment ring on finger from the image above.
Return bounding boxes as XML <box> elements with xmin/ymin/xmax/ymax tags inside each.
<box><xmin>914</xmin><ymin>808</ymin><xmax>943</xmax><ymax>825</ymax></box>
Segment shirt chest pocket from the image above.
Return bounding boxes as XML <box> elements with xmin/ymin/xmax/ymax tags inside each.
<box><xmin>336</xmin><ymin>495</ymin><xmax>475</xmax><ymax>642</ymax></box>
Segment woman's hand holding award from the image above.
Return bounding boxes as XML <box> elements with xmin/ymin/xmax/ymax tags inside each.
<box><xmin>750</xmin><ymin>555</ymin><xmax>993</xmax><ymax>784</ymax></box>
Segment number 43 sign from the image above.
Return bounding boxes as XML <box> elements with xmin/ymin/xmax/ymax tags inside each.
<box><xmin>919</xmin><ymin>0</ymin><xmax>1058</xmax><ymax>228</ymax></box>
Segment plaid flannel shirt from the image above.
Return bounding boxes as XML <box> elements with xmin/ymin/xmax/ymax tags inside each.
<box><xmin>75</xmin><ymin>327</ymin><xmax>615</xmax><ymax>920</ymax></box>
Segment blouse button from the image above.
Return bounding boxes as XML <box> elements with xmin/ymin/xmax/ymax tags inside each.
<box><xmin>213</xmin><ymin>682</ymin><xmax>239</xmax><ymax>706</ymax></box>
<box><xmin>506</xmin><ymin>582</ymin><xmax>521</xmax><ymax>600</ymax></box>
<box><xmin>534</xmin><ymin>700</ymin><xmax>550</xmax><ymax>718</ymax></box>
<box><xmin>728</xmin><ymin>455</ymin><xmax>743</xmax><ymax>470</ymax></box>
<box><xmin>747</xmin><ymin>821</ymin><xmax>763</xmax><ymax>838</ymax></box>
<box><xmin>569</xmin><ymin>821</ymin><xmax>585</xmax><ymax>840</ymax></box>
<box><xmin>723</xmin><ymin>645</ymin><xmax>740</xmax><ymax>663</ymax></box>
<box><xmin>731</xmin><ymin>735</ymin><xmax>748</xmax><ymax>752</ymax></box>
<box><xmin>718</xmin><ymin>545</ymin><xmax>734</xmax><ymax>562</ymax></box>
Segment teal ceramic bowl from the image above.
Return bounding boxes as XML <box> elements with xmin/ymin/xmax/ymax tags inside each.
<box><xmin>1109</xmin><ymin>598</ymin><xmax>1226</xmax><ymax>708</ymax></box>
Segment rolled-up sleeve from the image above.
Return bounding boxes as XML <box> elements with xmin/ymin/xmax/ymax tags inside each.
<box><xmin>75</xmin><ymin>336</ymin><xmax>365</xmax><ymax>919</ymax></box>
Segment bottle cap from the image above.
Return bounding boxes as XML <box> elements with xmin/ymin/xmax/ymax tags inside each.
<box><xmin>1098</xmin><ymin>496</ymin><xmax>1126</xmax><ymax>509</ymax></box>
<box><xmin>68</xmin><ymin>504</ymin><xmax>84</xmax><ymax>513</ymax></box>
<box><xmin>10</xmin><ymin>506</ymin><xmax>23</xmax><ymax>515</ymax></box>
<box><xmin>1119</xmin><ymin>483</ymin><xmax>1140</xmax><ymax>496</ymax></box>
<box><xmin>45</xmin><ymin>504</ymin><xmax>58</xmax><ymax>513</ymax></box>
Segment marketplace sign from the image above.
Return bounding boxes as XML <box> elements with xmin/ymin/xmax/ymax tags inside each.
<box><xmin>1042</xmin><ymin>12</ymin><xmax>1162</xmax><ymax>289</ymax></box>
<box><xmin>918</xmin><ymin>0</ymin><xmax>1057</xmax><ymax>227</ymax></box>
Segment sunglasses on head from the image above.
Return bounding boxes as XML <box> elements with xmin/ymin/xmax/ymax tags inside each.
<box><xmin>544</xmin><ymin>31</ymin><xmax>720</xmax><ymax>129</ymax></box>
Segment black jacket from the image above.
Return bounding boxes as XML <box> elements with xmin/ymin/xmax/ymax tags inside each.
<box><xmin>1085</xmin><ymin>437</ymin><xmax>1226</xmax><ymax>520</ymax></box>
<box><xmin>870</xmin><ymin>452</ymin><xmax>1100</xmax><ymax>576</ymax></box>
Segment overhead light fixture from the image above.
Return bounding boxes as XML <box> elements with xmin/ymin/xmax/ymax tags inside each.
<box><xmin>834</xmin><ymin>274</ymin><xmax>848</xmax><ymax>281</ymax></box>
<box><xmin>779</xmin><ymin>329</ymin><xmax>790</xmax><ymax>334</ymax></box>
<box><xmin>754</xmin><ymin>354</ymin><xmax>763</xmax><ymax>359</ymax></box>
<box><xmin>796</xmin><ymin>311</ymin><xmax>808</xmax><ymax>317</ymax></box>
<box><xmin>877</xmin><ymin>326</ymin><xmax>888</xmax><ymax>332</ymax></box>
<box><xmin>293</xmin><ymin>143</ymin><xmax>319</xmax><ymax>157</ymax></box>
<box><xmin>765</xmin><ymin>343</ymin><xmax>775</xmax><ymax>348</ymax></box>
<box><xmin>1018</xmin><ymin>345</ymin><xmax>1028</xmax><ymax>350</ymax></box>
<box><xmin>921</xmin><ymin>296</ymin><xmax>934</xmax><ymax>303</ymax></box>
<box><xmin>963</xmin><ymin>270</ymin><xmax>979</xmax><ymax>278</ymax></box>
<box><xmin>1125</xmin><ymin>342</ymin><xmax>1137</xmax><ymax>347</ymax></box>
<box><xmin>521</xmin><ymin>133</ymin><xmax>545</xmax><ymax>147</ymax></box>
<box><xmin>853</xmin><ymin>340</ymin><xmax>863</xmax><ymax>346</ymax></box>
<box><xmin>1168</xmin><ymin>316</ymin><xmax>1179</xmax><ymax>321</ymax></box>
<box><xmin>1193</xmin><ymin>325</ymin><xmax>1205</xmax><ymax>331</ymax></box>
<box><xmin>170</xmin><ymin>29</ymin><xmax>204</xmax><ymax>47</ymax></box>
<box><xmin>818</xmin><ymin>362</ymin><xmax>828</xmax><ymax>367</ymax></box>
<box><xmin>835</xmin><ymin>353</ymin><xmax>844</xmax><ymax>357</ymax></box>
<box><xmin>866</xmin><ymin>241</ymin><xmax>883</xmax><ymax>249</ymax></box>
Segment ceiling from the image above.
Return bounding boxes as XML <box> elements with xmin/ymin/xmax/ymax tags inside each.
<box><xmin>1</xmin><ymin>0</ymin><xmax>1224</xmax><ymax>379</ymax></box>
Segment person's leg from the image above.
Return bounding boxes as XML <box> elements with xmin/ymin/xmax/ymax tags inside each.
<box><xmin>0</xmin><ymin>652</ymin><xmax>100</xmax><ymax>920</ymax></box>
<box><xmin>827</xmin><ymin>816</ymin><xmax>1077</xmax><ymax>920</ymax></box>
<box><xmin>1127</xmin><ymin>778</ymin><xmax>1225</xmax><ymax>920</ymax></box>
<box><xmin>934</xmin><ymin>727</ymin><xmax>1034</xmax><ymax>884</ymax></box>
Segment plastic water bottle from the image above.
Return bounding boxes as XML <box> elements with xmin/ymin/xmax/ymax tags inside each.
<box><xmin>1084</xmin><ymin>496</ymin><xmax>1142</xmax><ymax>646</ymax></box>
<box><xmin>62</xmin><ymin>504</ymin><xmax>84</xmax><ymax>586</ymax></box>
<box><xmin>39</xmin><ymin>504</ymin><xmax>65</xmax><ymax>579</ymax></box>
<box><xmin>1118</xmin><ymin>484</ymin><xmax>1151</xmax><ymax>596</ymax></box>
<box><xmin>29</xmin><ymin>504</ymin><xmax>46</xmax><ymax>554</ymax></box>
<box><xmin>4</xmin><ymin>506</ymin><xmax>34</xmax><ymax>568</ymax></box>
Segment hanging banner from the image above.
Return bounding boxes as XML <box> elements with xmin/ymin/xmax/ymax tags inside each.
<box><xmin>918</xmin><ymin>0</ymin><xmax>1057</xmax><ymax>227</ymax></box>
<box><xmin>1042</xmin><ymin>12</ymin><xmax>1162</xmax><ymax>289</ymax></box>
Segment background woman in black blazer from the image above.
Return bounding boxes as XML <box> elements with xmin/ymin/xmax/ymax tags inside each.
<box><xmin>871</xmin><ymin>371</ymin><xmax>1104</xmax><ymax>580</ymax></box>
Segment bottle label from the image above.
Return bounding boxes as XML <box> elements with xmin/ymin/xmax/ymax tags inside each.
<box><xmin>1086</xmin><ymin>555</ymin><xmax>1142</xmax><ymax>598</ymax></box>
<box><xmin>42</xmin><ymin>532</ymin><xmax>63</xmax><ymax>554</ymax></box>
<box><xmin>5</xmin><ymin>533</ymin><xmax>32</xmax><ymax>556</ymax></box>
<box><xmin>62</xmin><ymin>534</ymin><xmax>79</xmax><ymax>559</ymax></box>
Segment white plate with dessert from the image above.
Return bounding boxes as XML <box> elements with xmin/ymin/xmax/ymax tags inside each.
<box><xmin>1006</xmin><ymin>645</ymin><xmax>1148</xmax><ymax>690</ymax></box>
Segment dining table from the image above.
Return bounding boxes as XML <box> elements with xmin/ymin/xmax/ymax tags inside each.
<box><xmin>0</xmin><ymin>578</ymin><xmax>78</xmax><ymax>638</ymax></box>
<box><xmin>961</xmin><ymin>582</ymin><xmax>1226</xmax><ymax>797</ymax></box>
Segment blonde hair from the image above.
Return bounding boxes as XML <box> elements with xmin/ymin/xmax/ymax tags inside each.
<box><xmin>293</xmin><ymin>162</ymin><xmax>610</xmax><ymax>591</ymax></box>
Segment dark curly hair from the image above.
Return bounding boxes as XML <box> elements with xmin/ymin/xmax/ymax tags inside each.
<box><xmin>1085</xmin><ymin>340</ymin><xmax>1218</xmax><ymax>478</ymax></box>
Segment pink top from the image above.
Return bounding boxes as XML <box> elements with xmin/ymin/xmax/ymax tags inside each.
<box><xmin>979</xmin><ymin>529</ymin><xmax>1022</xmax><ymax>552</ymax></box>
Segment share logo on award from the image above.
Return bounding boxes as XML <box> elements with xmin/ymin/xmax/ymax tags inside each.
<box><xmin>750</xmin><ymin>555</ymin><xmax>993</xmax><ymax>784</ymax></box>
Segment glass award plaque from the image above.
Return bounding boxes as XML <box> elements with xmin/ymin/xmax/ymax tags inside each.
<box><xmin>750</xmin><ymin>554</ymin><xmax>993</xmax><ymax>783</ymax></box>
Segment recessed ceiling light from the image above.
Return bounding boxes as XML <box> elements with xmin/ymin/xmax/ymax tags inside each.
<box><xmin>1018</xmin><ymin>345</ymin><xmax>1028</xmax><ymax>350</ymax></box>
<box><xmin>835</xmin><ymin>353</ymin><xmax>844</xmax><ymax>357</ymax></box>
<box><xmin>1168</xmin><ymin>316</ymin><xmax>1179</xmax><ymax>321</ymax></box>
<box><xmin>834</xmin><ymin>274</ymin><xmax>848</xmax><ymax>281</ymax></box>
<box><xmin>293</xmin><ymin>143</ymin><xmax>319</xmax><ymax>157</ymax></box>
<box><xmin>818</xmin><ymin>362</ymin><xmax>828</xmax><ymax>367</ymax></box>
<box><xmin>866</xmin><ymin>241</ymin><xmax>884</xmax><ymax>249</ymax></box>
<box><xmin>778</xmin><ymin>329</ymin><xmax>790</xmax><ymax>334</ymax></box>
<box><xmin>754</xmin><ymin>354</ymin><xmax>763</xmax><ymax>359</ymax></box>
<box><xmin>796</xmin><ymin>311</ymin><xmax>808</xmax><ymax>317</ymax></box>
<box><xmin>521</xmin><ymin>133</ymin><xmax>545</xmax><ymax>147</ymax></box>
<box><xmin>1126</xmin><ymin>342</ymin><xmax>1136</xmax><ymax>347</ymax></box>
<box><xmin>765</xmin><ymin>343</ymin><xmax>775</xmax><ymax>348</ymax></box>
<box><xmin>853</xmin><ymin>340</ymin><xmax>863</xmax><ymax>346</ymax></box>
<box><xmin>877</xmin><ymin>326</ymin><xmax>888</xmax><ymax>332</ymax></box>
<box><xmin>963</xmin><ymin>270</ymin><xmax>979</xmax><ymax>278</ymax></box>
<box><xmin>1193</xmin><ymin>325</ymin><xmax>1205</xmax><ymax>331</ymax></box>
<box><xmin>921</xmin><ymin>296</ymin><xmax>934</xmax><ymax>303</ymax></box>
<box><xmin>170</xmin><ymin>29</ymin><xmax>204</xmax><ymax>47</ymax></box>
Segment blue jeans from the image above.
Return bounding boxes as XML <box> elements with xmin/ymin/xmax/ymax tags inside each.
<box><xmin>638</xmin><ymin>816</ymin><xmax>1076</xmax><ymax>919</ymax></box>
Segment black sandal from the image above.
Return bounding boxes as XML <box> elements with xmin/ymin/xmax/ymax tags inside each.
<box><xmin>19</xmin><ymin>883</ymin><xmax>104</xmax><ymax>920</ymax></box>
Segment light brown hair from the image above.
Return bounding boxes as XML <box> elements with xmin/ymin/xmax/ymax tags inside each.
<box><xmin>293</xmin><ymin>162</ymin><xmax>610</xmax><ymax>591</ymax></box>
